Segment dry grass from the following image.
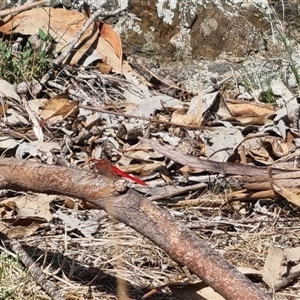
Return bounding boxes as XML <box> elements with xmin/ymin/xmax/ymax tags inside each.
<box><xmin>0</xmin><ymin>250</ymin><xmax>42</xmax><ymax>299</ymax></box>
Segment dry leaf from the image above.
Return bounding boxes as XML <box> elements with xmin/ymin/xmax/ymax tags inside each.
<box><xmin>96</xmin><ymin>38</ymin><xmax>122</xmax><ymax>72</ymax></box>
<box><xmin>272</xmin><ymin>184</ymin><xmax>300</xmax><ymax>207</ymax></box>
<box><xmin>40</xmin><ymin>92</ymin><xmax>79</xmax><ymax>125</ymax></box>
<box><xmin>171</xmin><ymin>88</ymin><xmax>203</xmax><ymax>126</ymax></box>
<box><xmin>227</xmin><ymin>103</ymin><xmax>275</xmax><ymax>117</ymax></box>
<box><xmin>43</xmin><ymin>92</ymin><xmax>70</xmax><ymax>110</ymax></box>
<box><xmin>0</xmin><ymin>8</ymin><xmax>120</xmax><ymax>69</ymax></box>
<box><xmin>7</xmin><ymin>222</ymin><xmax>40</xmax><ymax>239</ymax></box>
<box><xmin>234</xmin><ymin>114</ymin><xmax>270</xmax><ymax>125</ymax></box>
<box><xmin>262</xmin><ymin>246</ymin><xmax>287</xmax><ymax>288</ymax></box>
<box><xmin>0</xmin><ymin>8</ymin><xmax>89</xmax><ymax>52</ymax></box>
<box><xmin>97</xmin><ymin>61</ymin><xmax>113</xmax><ymax>74</ymax></box>
<box><xmin>0</xmin><ymin>79</ymin><xmax>21</xmax><ymax>101</ymax></box>
<box><xmin>0</xmin><ymin>136</ymin><xmax>23</xmax><ymax>150</ymax></box>
<box><xmin>98</xmin><ymin>21</ymin><xmax>123</xmax><ymax>61</ymax></box>
<box><xmin>68</xmin><ymin>22</ymin><xmax>98</xmax><ymax>65</ymax></box>
<box><xmin>0</xmin><ymin>194</ymin><xmax>54</xmax><ymax>221</ymax></box>
<box><xmin>170</xmin><ymin>281</ymin><xmax>225</xmax><ymax>300</ymax></box>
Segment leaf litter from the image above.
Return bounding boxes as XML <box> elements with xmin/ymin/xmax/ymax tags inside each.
<box><xmin>0</xmin><ymin>2</ymin><xmax>299</xmax><ymax>300</ymax></box>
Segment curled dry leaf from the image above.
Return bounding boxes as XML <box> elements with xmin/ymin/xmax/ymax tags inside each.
<box><xmin>0</xmin><ymin>221</ymin><xmax>40</xmax><ymax>239</ymax></box>
<box><xmin>40</xmin><ymin>92</ymin><xmax>79</xmax><ymax>126</ymax></box>
<box><xmin>171</xmin><ymin>88</ymin><xmax>203</xmax><ymax>127</ymax></box>
<box><xmin>98</xmin><ymin>21</ymin><xmax>123</xmax><ymax>61</ymax></box>
<box><xmin>0</xmin><ymin>194</ymin><xmax>53</xmax><ymax>222</ymax></box>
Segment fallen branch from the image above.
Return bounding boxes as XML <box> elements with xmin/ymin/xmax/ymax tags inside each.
<box><xmin>0</xmin><ymin>158</ymin><xmax>270</xmax><ymax>300</ymax></box>
<box><xmin>9</xmin><ymin>239</ymin><xmax>63</xmax><ymax>300</ymax></box>
<box><xmin>139</xmin><ymin>137</ymin><xmax>294</xmax><ymax>176</ymax></box>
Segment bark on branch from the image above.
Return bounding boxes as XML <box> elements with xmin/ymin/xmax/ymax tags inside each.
<box><xmin>0</xmin><ymin>158</ymin><xmax>270</xmax><ymax>300</ymax></box>
<box><xmin>139</xmin><ymin>137</ymin><xmax>293</xmax><ymax>176</ymax></box>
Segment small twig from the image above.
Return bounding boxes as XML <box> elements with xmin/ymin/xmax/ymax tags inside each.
<box><xmin>148</xmin><ymin>182</ymin><xmax>207</xmax><ymax>202</ymax></box>
<box><xmin>268</xmin><ymin>269</ymin><xmax>300</xmax><ymax>293</ymax></box>
<box><xmin>9</xmin><ymin>239</ymin><xmax>63</xmax><ymax>300</ymax></box>
<box><xmin>135</xmin><ymin>62</ymin><xmax>191</xmax><ymax>94</ymax></box>
<box><xmin>0</xmin><ymin>0</ymin><xmax>48</xmax><ymax>17</ymax></box>
<box><xmin>79</xmin><ymin>104</ymin><xmax>203</xmax><ymax>129</ymax></box>
<box><xmin>47</xmin><ymin>80</ymin><xmax>90</xmax><ymax>100</ymax></box>
<box><xmin>52</xmin><ymin>6</ymin><xmax>127</xmax><ymax>68</ymax></box>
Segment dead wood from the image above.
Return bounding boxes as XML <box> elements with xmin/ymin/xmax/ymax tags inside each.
<box><xmin>228</xmin><ymin>190</ymin><xmax>275</xmax><ymax>202</ymax></box>
<box><xmin>139</xmin><ymin>137</ymin><xmax>295</xmax><ymax>176</ymax></box>
<box><xmin>140</xmin><ymin>137</ymin><xmax>300</xmax><ymax>204</ymax></box>
<box><xmin>9</xmin><ymin>239</ymin><xmax>63</xmax><ymax>300</ymax></box>
<box><xmin>0</xmin><ymin>158</ymin><xmax>270</xmax><ymax>300</ymax></box>
<box><xmin>147</xmin><ymin>182</ymin><xmax>207</xmax><ymax>201</ymax></box>
<box><xmin>240</xmin><ymin>170</ymin><xmax>300</xmax><ymax>183</ymax></box>
<box><xmin>241</xmin><ymin>178</ymin><xmax>300</xmax><ymax>191</ymax></box>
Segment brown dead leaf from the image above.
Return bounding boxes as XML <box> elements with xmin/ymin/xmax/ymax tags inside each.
<box><xmin>97</xmin><ymin>61</ymin><xmax>113</xmax><ymax>74</ymax></box>
<box><xmin>247</xmin><ymin>148</ymin><xmax>273</xmax><ymax>165</ymax></box>
<box><xmin>171</xmin><ymin>109</ymin><xmax>192</xmax><ymax>125</ymax></box>
<box><xmin>0</xmin><ymin>194</ymin><xmax>54</xmax><ymax>221</ymax></box>
<box><xmin>180</xmin><ymin>165</ymin><xmax>204</xmax><ymax>175</ymax></box>
<box><xmin>0</xmin><ymin>221</ymin><xmax>40</xmax><ymax>239</ymax></box>
<box><xmin>68</xmin><ymin>22</ymin><xmax>98</xmax><ymax>65</ymax></box>
<box><xmin>98</xmin><ymin>21</ymin><xmax>123</xmax><ymax>61</ymax></box>
<box><xmin>0</xmin><ymin>8</ymin><xmax>121</xmax><ymax>69</ymax></box>
<box><xmin>40</xmin><ymin>92</ymin><xmax>79</xmax><ymax>126</ymax></box>
<box><xmin>0</xmin><ymin>8</ymin><xmax>89</xmax><ymax>52</ymax></box>
<box><xmin>234</xmin><ymin>114</ymin><xmax>270</xmax><ymax>125</ymax></box>
<box><xmin>121</xmin><ymin>162</ymin><xmax>165</xmax><ymax>176</ymax></box>
<box><xmin>261</xmin><ymin>138</ymin><xmax>291</xmax><ymax>158</ymax></box>
<box><xmin>96</xmin><ymin>38</ymin><xmax>122</xmax><ymax>72</ymax></box>
<box><xmin>171</xmin><ymin>89</ymin><xmax>202</xmax><ymax>126</ymax></box>
<box><xmin>227</xmin><ymin>103</ymin><xmax>275</xmax><ymax>116</ymax></box>
<box><xmin>225</xmin><ymin>102</ymin><xmax>275</xmax><ymax>125</ymax></box>
<box><xmin>43</xmin><ymin>92</ymin><xmax>70</xmax><ymax>111</ymax></box>
<box><xmin>7</xmin><ymin>222</ymin><xmax>40</xmax><ymax>239</ymax></box>
<box><xmin>46</xmin><ymin>100</ymin><xmax>79</xmax><ymax>120</ymax></box>
<box><xmin>272</xmin><ymin>185</ymin><xmax>300</xmax><ymax>207</ymax></box>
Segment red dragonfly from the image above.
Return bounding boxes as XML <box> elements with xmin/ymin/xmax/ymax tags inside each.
<box><xmin>88</xmin><ymin>158</ymin><xmax>147</xmax><ymax>186</ymax></box>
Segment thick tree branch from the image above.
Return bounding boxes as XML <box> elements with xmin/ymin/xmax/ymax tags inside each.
<box><xmin>0</xmin><ymin>158</ymin><xmax>270</xmax><ymax>300</ymax></box>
